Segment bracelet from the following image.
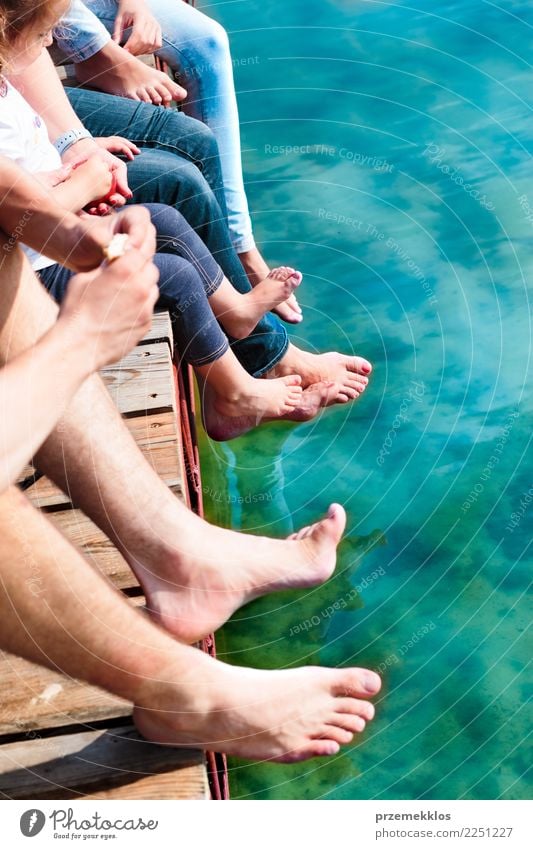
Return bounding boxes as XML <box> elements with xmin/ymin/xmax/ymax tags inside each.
<box><xmin>53</xmin><ymin>128</ymin><xmax>93</xmax><ymax>157</ymax></box>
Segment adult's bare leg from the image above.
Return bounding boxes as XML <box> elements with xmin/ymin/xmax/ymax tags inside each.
<box><xmin>0</xmin><ymin>486</ymin><xmax>380</xmax><ymax>762</ymax></box>
<box><xmin>0</xmin><ymin>245</ymin><xmax>353</xmax><ymax>643</ymax></box>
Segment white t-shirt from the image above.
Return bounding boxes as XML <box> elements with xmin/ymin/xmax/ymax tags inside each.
<box><xmin>0</xmin><ymin>79</ymin><xmax>62</xmax><ymax>271</ymax></box>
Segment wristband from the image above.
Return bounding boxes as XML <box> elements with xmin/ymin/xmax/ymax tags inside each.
<box><xmin>54</xmin><ymin>128</ymin><xmax>93</xmax><ymax>157</ymax></box>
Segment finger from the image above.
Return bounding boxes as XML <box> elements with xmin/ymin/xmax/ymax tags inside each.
<box><xmin>115</xmin><ymin>209</ymin><xmax>156</xmax><ymax>256</ymax></box>
<box><xmin>117</xmin><ymin>138</ymin><xmax>141</xmax><ymax>158</ymax></box>
<box><xmin>107</xmin><ymin>142</ymin><xmax>136</xmax><ymax>160</ymax></box>
<box><xmin>101</xmin><ymin>138</ymin><xmax>129</xmax><ymax>158</ymax></box>
<box><xmin>113</xmin><ymin>163</ymin><xmax>132</xmax><ymax>200</ymax></box>
<box><xmin>98</xmin><ymin>203</ymin><xmax>111</xmax><ymax>216</ymax></box>
<box><xmin>113</xmin><ymin>13</ymin><xmax>125</xmax><ymax>43</ymax></box>
<box><xmin>123</xmin><ymin>31</ymin><xmax>145</xmax><ymax>56</ymax></box>
<box><xmin>108</xmin><ymin>193</ymin><xmax>127</xmax><ymax>208</ymax></box>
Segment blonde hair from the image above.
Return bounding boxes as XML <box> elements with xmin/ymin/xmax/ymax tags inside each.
<box><xmin>0</xmin><ymin>0</ymin><xmax>69</xmax><ymax>73</ymax></box>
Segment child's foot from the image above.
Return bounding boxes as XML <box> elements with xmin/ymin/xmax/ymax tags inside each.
<box><xmin>213</xmin><ymin>373</ymin><xmax>303</xmax><ymax>420</ymax></box>
<box><xmin>239</xmin><ymin>248</ymin><xmax>304</xmax><ymax>324</ymax></box>
<box><xmin>222</xmin><ymin>267</ymin><xmax>303</xmax><ymax>340</ymax></box>
<box><xmin>199</xmin><ymin>378</ymin><xmax>336</xmax><ymax>441</ymax></box>
<box><xmin>273</xmin><ymin>293</ymin><xmax>303</xmax><ymax>324</ymax></box>
<box><xmin>270</xmin><ymin>343</ymin><xmax>372</xmax><ymax>404</ymax></box>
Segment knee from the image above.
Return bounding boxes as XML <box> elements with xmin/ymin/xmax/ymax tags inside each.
<box><xmin>169</xmin><ymin>160</ymin><xmax>217</xmax><ymax>210</ymax></box>
<box><xmin>187</xmin><ymin>118</ymin><xmax>219</xmax><ymax>163</ymax></box>
<box><xmin>196</xmin><ymin>19</ymin><xmax>231</xmax><ymax>67</ymax></box>
<box><xmin>149</xmin><ymin>202</ymin><xmax>189</xmax><ymax>235</ymax></box>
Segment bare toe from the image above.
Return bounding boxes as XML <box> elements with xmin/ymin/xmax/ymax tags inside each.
<box><xmin>333</xmin><ymin>669</ymin><xmax>382</xmax><ymax>698</ymax></box>
<box><xmin>341</xmin><ymin>387</ymin><xmax>360</xmax><ymax>400</ymax></box>
<box><xmin>279</xmin><ymin>740</ymin><xmax>340</xmax><ymax>762</ymax></box>
<box><xmin>334</xmin><ymin>713</ymin><xmax>367</xmax><ymax>734</ymax></box>
<box><xmin>347</xmin><ymin>356</ymin><xmax>372</xmax><ymax>376</ymax></box>
<box><xmin>315</xmin><ymin>725</ymin><xmax>354</xmax><ymax>746</ymax></box>
<box><xmin>293</xmin><ymin>524</ymin><xmax>313</xmax><ymax>539</ymax></box>
<box><xmin>283</xmin><ymin>374</ymin><xmax>302</xmax><ymax>387</ymax></box>
<box><xmin>335</xmin><ymin>698</ymin><xmax>376</xmax><ymax>721</ymax></box>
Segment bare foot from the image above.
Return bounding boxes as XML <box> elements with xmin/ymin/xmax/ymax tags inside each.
<box><xmin>213</xmin><ymin>373</ymin><xmax>302</xmax><ymax>420</ymax></box>
<box><xmin>199</xmin><ymin>378</ymin><xmax>335</xmax><ymax>441</ymax></box>
<box><xmin>138</xmin><ymin>504</ymin><xmax>346</xmax><ymax>644</ymax></box>
<box><xmin>273</xmin><ymin>293</ymin><xmax>303</xmax><ymax>324</ymax></box>
<box><xmin>270</xmin><ymin>343</ymin><xmax>372</xmax><ymax>404</ymax></box>
<box><xmin>75</xmin><ymin>42</ymin><xmax>186</xmax><ymax>105</ymax></box>
<box><xmin>239</xmin><ymin>247</ymin><xmax>303</xmax><ymax>324</ymax></box>
<box><xmin>222</xmin><ymin>267</ymin><xmax>302</xmax><ymax>339</ymax></box>
<box><xmin>134</xmin><ymin>654</ymin><xmax>381</xmax><ymax>762</ymax></box>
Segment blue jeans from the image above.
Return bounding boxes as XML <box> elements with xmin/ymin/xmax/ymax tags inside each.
<box><xmin>82</xmin><ymin>0</ymin><xmax>255</xmax><ymax>252</ymax></box>
<box><xmin>66</xmin><ymin>88</ymin><xmax>288</xmax><ymax>377</ymax></box>
<box><xmin>40</xmin><ymin>204</ymin><xmax>230</xmax><ymax>367</ymax></box>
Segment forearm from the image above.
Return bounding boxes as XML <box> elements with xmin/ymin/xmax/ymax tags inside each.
<box><xmin>54</xmin><ymin>0</ymin><xmax>112</xmax><ymax>64</ymax></box>
<box><xmin>51</xmin><ymin>176</ymin><xmax>97</xmax><ymax>213</ymax></box>
<box><xmin>0</xmin><ymin>321</ymin><xmax>92</xmax><ymax>490</ymax></box>
<box><xmin>8</xmin><ymin>49</ymin><xmax>86</xmax><ymax>141</ymax></box>
<box><xmin>0</xmin><ymin>158</ymin><xmax>107</xmax><ymax>270</ymax></box>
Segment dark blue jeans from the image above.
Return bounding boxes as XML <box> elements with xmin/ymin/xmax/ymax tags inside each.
<box><xmin>66</xmin><ymin>88</ymin><xmax>288</xmax><ymax>376</ymax></box>
<box><xmin>40</xmin><ymin>204</ymin><xmax>230</xmax><ymax>367</ymax></box>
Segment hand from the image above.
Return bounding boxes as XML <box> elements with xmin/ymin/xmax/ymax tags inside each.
<box><xmin>72</xmin><ymin>155</ymin><xmax>114</xmax><ymax>205</ymax></box>
<box><xmin>114</xmin><ymin>0</ymin><xmax>163</xmax><ymax>56</ymax></box>
<box><xmin>94</xmin><ymin>135</ymin><xmax>140</xmax><ymax>162</ymax></box>
<box><xmin>111</xmin><ymin>205</ymin><xmax>157</xmax><ymax>260</ymax></box>
<box><xmin>58</xmin><ymin>248</ymin><xmax>160</xmax><ymax>370</ymax></box>
<box><xmin>75</xmin><ymin>204</ymin><xmax>157</xmax><ymax>271</ymax></box>
<box><xmin>62</xmin><ymin>137</ymin><xmax>132</xmax><ymax>207</ymax></box>
<box><xmin>34</xmin><ymin>164</ymin><xmax>74</xmax><ymax>190</ymax></box>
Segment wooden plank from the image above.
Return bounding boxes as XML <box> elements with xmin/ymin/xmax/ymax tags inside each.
<box><xmin>141</xmin><ymin>311</ymin><xmax>173</xmax><ymax>348</ymax></box>
<box><xmin>0</xmin><ymin>653</ymin><xmax>129</xmax><ymax>737</ymax></box>
<box><xmin>0</xmin><ymin>599</ymin><xmax>152</xmax><ymax>737</ymax></box>
<box><xmin>125</xmin><ymin>409</ymin><xmax>177</xmax><ymax>445</ymax></box>
<box><xmin>101</xmin><ymin>342</ymin><xmax>175</xmax><ymax>416</ymax></box>
<box><xmin>0</xmin><ymin>726</ymin><xmax>208</xmax><ymax>800</ymax></box>
<box><xmin>48</xmin><ymin>510</ymin><xmax>137</xmax><ymax>590</ymax></box>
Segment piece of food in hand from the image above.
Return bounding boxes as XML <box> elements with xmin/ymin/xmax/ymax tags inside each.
<box><xmin>103</xmin><ymin>233</ymin><xmax>130</xmax><ymax>263</ymax></box>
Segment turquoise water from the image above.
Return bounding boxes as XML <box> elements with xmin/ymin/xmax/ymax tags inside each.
<box><xmin>200</xmin><ymin>0</ymin><xmax>532</xmax><ymax>799</ymax></box>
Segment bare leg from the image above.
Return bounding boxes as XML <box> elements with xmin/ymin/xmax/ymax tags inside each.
<box><xmin>0</xmin><ymin>252</ymin><xmax>349</xmax><ymax>642</ymax></box>
<box><xmin>196</xmin><ymin>349</ymin><xmax>302</xmax><ymax>421</ymax></box>
<box><xmin>209</xmin><ymin>267</ymin><xmax>302</xmax><ymax>340</ymax></box>
<box><xmin>0</xmin><ymin>488</ymin><xmax>380</xmax><ymax>762</ymax></box>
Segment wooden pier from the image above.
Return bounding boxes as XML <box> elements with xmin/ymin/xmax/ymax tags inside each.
<box><xmin>0</xmin><ymin>313</ymin><xmax>227</xmax><ymax>800</ymax></box>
